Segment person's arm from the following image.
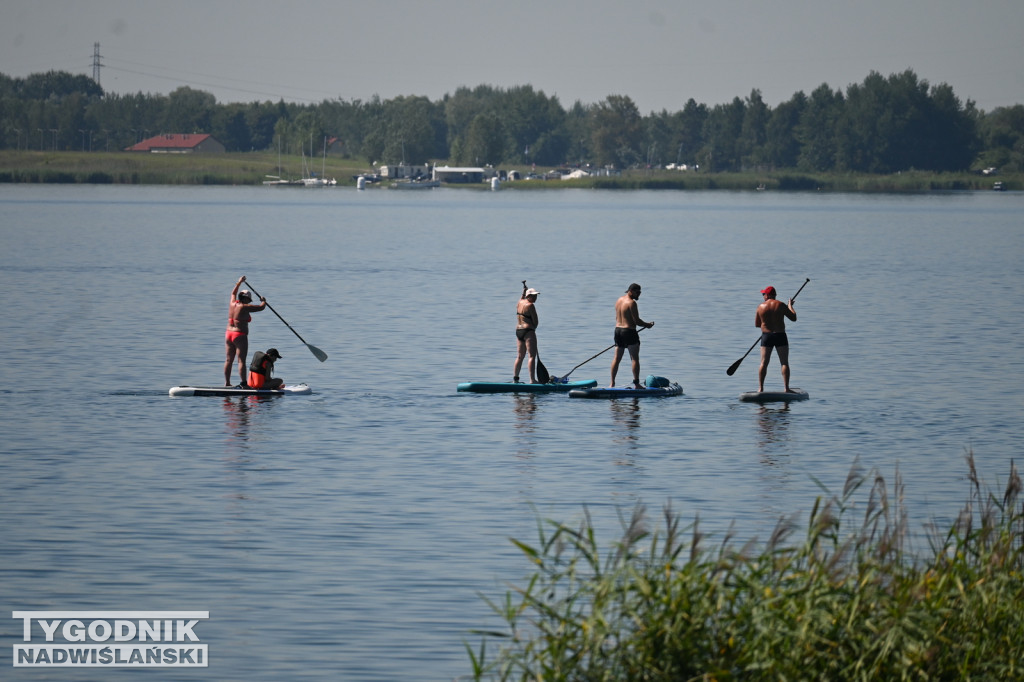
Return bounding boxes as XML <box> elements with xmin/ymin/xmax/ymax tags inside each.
<box><xmin>786</xmin><ymin>299</ymin><xmax>797</xmax><ymax>321</ymax></box>
<box><xmin>231</xmin><ymin>275</ymin><xmax>245</xmax><ymax>299</ymax></box>
<box><xmin>529</xmin><ymin>302</ymin><xmax>539</xmax><ymax>328</ymax></box>
<box><xmin>755</xmin><ymin>306</ymin><xmax>764</xmax><ymax>328</ymax></box>
<box><xmin>633</xmin><ymin>301</ymin><xmax>653</xmax><ymax>328</ymax></box>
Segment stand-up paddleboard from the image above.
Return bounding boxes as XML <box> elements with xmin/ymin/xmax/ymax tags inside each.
<box><xmin>569</xmin><ymin>382</ymin><xmax>683</xmax><ymax>399</ymax></box>
<box><xmin>458</xmin><ymin>379</ymin><xmax>597</xmax><ymax>393</ymax></box>
<box><xmin>169</xmin><ymin>383</ymin><xmax>312</xmax><ymax>397</ymax></box>
<box><xmin>739</xmin><ymin>388</ymin><xmax>808</xmax><ymax>403</ymax></box>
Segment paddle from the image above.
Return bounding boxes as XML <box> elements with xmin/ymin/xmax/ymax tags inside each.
<box><xmin>726</xmin><ymin>278</ymin><xmax>809</xmax><ymax>376</ymax></box>
<box><xmin>243</xmin><ymin>281</ymin><xmax>328</xmax><ymax>363</ymax></box>
<box><xmin>520</xmin><ymin>280</ymin><xmax>549</xmax><ymax>382</ymax></box>
<box><xmin>559</xmin><ymin>326</ymin><xmax>648</xmax><ymax>381</ymax></box>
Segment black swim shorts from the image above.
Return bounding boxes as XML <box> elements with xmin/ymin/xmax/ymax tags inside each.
<box><xmin>516</xmin><ymin>327</ymin><xmax>535</xmax><ymax>341</ymax></box>
<box><xmin>760</xmin><ymin>331</ymin><xmax>789</xmax><ymax>349</ymax></box>
<box><xmin>614</xmin><ymin>327</ymin><xmax>641</xmax><ymax>347</ymax></box>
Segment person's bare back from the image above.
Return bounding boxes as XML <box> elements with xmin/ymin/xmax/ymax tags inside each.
<box><xmin>756</xmin><ymin>298</ymin><xmax>796</xmax><ymax>332</ymax></box>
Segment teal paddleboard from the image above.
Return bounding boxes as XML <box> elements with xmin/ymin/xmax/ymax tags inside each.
<box><xmin>458</xmin><ymin>379</ymin><xmax>597</xmax><ymax>393</ymax></box>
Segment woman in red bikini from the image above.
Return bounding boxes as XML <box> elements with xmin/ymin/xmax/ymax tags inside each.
<box><xmin>224</xmin><ymin>275</ymin><xmax>267</xmax><ymax>387</ymax></box>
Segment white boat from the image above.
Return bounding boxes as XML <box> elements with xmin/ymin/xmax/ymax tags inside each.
<box><xmin>263</xmin><ymin>137</ymin><xmax>301</xmax><ymax>185</ymax></box>
<box><xmin>298</xmin><ymin>136</ymin><xmax>337</xmax><ymax>187</ymax></box>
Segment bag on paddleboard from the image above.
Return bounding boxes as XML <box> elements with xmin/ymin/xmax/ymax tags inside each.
<box><xmin>645</xmin><ymin>375</ymin><xmax>670</xmax><ymax>388</ymax></box>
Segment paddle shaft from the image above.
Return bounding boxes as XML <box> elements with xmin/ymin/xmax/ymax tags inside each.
<box><xmin>563</xmin><ymin>326</ymin><xmax>648</xmax><ymax>379</ymax></box>
<box><xmin>726</xmin><ymin>278</ymin><xmax>809</xmax><ymax>376</ymax></box>
<box><xmin>243</xmin><ymin>282</ymin><xmax>328</xmax><ymax>362</ymax></box>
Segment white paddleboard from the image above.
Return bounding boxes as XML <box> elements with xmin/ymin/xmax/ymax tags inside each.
<box><xmin>169</xmin><ymin>383</ymin><xmax>312</xmax><ymax>397</ymax></box>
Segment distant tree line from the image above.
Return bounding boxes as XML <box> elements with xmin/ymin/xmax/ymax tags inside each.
<box><xmin>1</xmin><ymin>68</ymin><xmax>1022</xmax><ymax>173</ymax></box>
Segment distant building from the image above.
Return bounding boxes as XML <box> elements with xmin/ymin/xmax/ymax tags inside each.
<box><xmin>432</xmin><ymin>166</ymin><xmax>485</xmax><ymax>183</ymax></box>
<box><xmin>125</xmin><ymin>134</ymin><xmax>225</xmax><ymax>153</ymax></box>
<box><xmin>380</xmin><ymin>164</ymin><xmax>430</xmax><ymax>179</ymax></box>
<box><xmin>326</xmin><ymin>136</ymin><xmax>346</xmax><ymax>156</ymax></box>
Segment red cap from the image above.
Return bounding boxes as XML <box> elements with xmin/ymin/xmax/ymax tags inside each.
<box><xmin>760</xmin><ymin>286</ymin><xmax>776</xmax><ymax>296</ymax></box>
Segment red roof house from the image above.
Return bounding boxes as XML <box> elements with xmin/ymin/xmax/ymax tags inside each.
<box><xmin>125</xmin><ymin>133</ymin><xmax>225</xmax><ymax>153</ymax></box>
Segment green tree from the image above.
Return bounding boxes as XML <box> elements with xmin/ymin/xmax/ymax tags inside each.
<box><xmin>591</xmin><ymin>95</ymin><xmax>643</xmax><ymax>168</ymax></box>
<box><xmin>798</xmin><ymin>83</ymin><xmax>843</xmax><ymax>171</ymax></box>
<box><xmin>764</xmin><ymin>91</ymin><xmax>806</xmax><ymax>169</ymax></box>
<box><xmin>162</xmin><ymin>86</ymin><xmax>215</xmax><ymax>134</ymax></box>
<box><xmin>701</xmin><ymin>97</ymin><xmax>745</xmax><ymax>171</ymax></box>
<box><xmin>213</xmin><ymin>104</ymin><xmax>251</xmax><ymax>151</ymax></box>
<box><xmin>463</xmin><ymin>111</ymin><xmax>507</xmax><ymax>165</ymax></box>
<box><xmin>977</xmin><ymin>105</ymin><xmax>1024</xmax><ymax>172</ymax></box>
<box><xmin>738</xmin><ymin>89</ymin><xmax>769</xmax><ymax>169</ymax></box>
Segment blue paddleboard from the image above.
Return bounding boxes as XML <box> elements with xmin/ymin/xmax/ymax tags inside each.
<box><xmin>458</xmin><ymin>379</ymin><xmax>598</xmax><ymax>393</ymax></box>
<box><xmin>568</xmin><ymin>383</ymin><xmax>683</xmax><ymax>399</ymax></box>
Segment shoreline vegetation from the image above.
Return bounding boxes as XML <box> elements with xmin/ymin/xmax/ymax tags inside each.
<box><xmin>465</xmin><ymin>454</ymin><xmax>1024</xmax><ymax>681</ymax></box>
<box><xmin>0</xmin><ymin>151</ymin><xmax>1015</xmax><ymax>192</ymax></box>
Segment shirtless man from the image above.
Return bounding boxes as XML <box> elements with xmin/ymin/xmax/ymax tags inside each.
<box><xmin>514</xmin><ymin>287</ymin><xmax>540</xmax><ymax>383</ymax></box>
<box><xmin>224</xmin><ymin>275</ymin><xmax>267</xmax><ymax>387</ymax></box>
<box><xmin>755</xmin><ymin>285</ymin><xmax>797</xmax><ymax>392</ymax></box>
<box><xmin>611</xmin><ymin>283</ymin><xmax>654</xmax><ymax>388</ymax></box>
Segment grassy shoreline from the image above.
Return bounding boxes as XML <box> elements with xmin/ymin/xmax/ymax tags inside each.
<box><xmin>0</xmin><ymin>150</ymin><xmax>1015</xmax><ymax>192</ymax></box>
<box><xmin>467</xmin><ymin>455</ymin><xmax>1024</xmax><ymax>680</ymax></box>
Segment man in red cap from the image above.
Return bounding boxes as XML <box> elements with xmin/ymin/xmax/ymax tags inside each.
<box><xmin>755</xmin><ymin>286</ymin><xmax>797</xmax><ymax>392</ymax></box>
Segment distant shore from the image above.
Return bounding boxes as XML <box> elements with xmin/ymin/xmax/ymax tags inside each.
<box><xmin>0</xmin><ymin>151</ymin><xmax>1014</xmax><ymax>192</ymax></box>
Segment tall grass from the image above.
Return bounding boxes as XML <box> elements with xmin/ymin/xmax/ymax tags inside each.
<box><xmin>465</xmin><ymin>453</ymin><xmax>1024</xmax><ymax>681</ymax></box>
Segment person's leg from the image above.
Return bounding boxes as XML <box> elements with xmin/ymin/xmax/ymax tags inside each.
<box><xmin>526</xmin><ymin>333</ymin><xmax>539</xmax><ymax>383</ymax></box>
<box><xmin>514</xmin><ymin>337</ymin><xmax>526</xmax><ymax>382</ymax></box>
<box><xmin>758</xmin><ymin>346</ymin><xmax>772</xmax><ymax>392</ymax></box>
<box><xmin>265</xmin><ymin>377</ymin><xmax>284</xmax><ymax>390</ymax></box>
<box><xmin>224</xmin><ymin>339</ymin><xmax>237</xmax><ymax>386</ymax></box>
<box><xmin>777</xmin><ymin>345</ymin><xmax>791</xmax><ymax>391</ymax></box>
<box><xmin>629</xmin><ymin>344</ymin><xmax>642</xmax><ymax>387</ymax></box>
<box><xmin>236</xmin><ymin>335</ymin><xmax>249</xmax><ymax>386</ymax></box>
<box><xmin>611</xmin><ymin>347</ymin><xmax>625</xmax><ymax>387</ymax></box>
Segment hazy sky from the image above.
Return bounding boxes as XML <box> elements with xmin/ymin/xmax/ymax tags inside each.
<box><xmin>3</xmin><ymin>0</ymin><xmax>1021</xmax><ymax>113</ymax></box>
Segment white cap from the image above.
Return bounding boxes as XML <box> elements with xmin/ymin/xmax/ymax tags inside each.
<box><xmin>525</xmin><ymin>288</ymin><xmax>540</xmax><ymax>296</ymax></box>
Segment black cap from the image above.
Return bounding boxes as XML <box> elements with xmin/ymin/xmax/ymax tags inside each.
<box><xmin>267</xmin><ymin>348</ymin><xmax>282</xmax><ymax>359</ymax></box>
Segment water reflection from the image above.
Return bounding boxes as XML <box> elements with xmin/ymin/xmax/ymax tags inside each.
<box><xmin>221</xmin><ymin>394</ymin><xmax>282</xmax><ymax>449</ymax></box>
<box><xmin>512</xmin><ymin>394</ymin><xmax>539</xmax><ymax>458</ymax></box>
<box><xmin>609</xmin><ymin>399</ymin><xmax>642</xmax><ymax>456</ymax></box>
<box><xmin>754</xmin><ymin>404</ymin><xmax>792</xmax><ymax>463</ymax></box>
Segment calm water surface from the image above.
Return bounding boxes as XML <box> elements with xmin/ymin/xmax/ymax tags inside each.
<box><xmin>1</xmin><ymin>184</ymin><xmax>1022</xmax><ymax>680</ymax></box>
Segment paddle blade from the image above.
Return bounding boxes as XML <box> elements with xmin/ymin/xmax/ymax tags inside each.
<box><xmin>726</xmin><ymin>358</ymin><xmax>743</xmax><ymax>376</ymax></box>
<box><xmin>307</xmin><ymin>344</ymin><xmax>328</xmax><ymax>363</ymax></box>
<box><xmin>537</xmin><ymin>358</ymin><xmax>550</xmax><ymax>383</ymax></box>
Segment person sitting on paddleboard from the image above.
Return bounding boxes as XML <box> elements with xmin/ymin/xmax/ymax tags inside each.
<box><xmin>225</xmin><ymin>275</ymin><xmax>267</xmax><ymax>387</ymax></box>
<box><xmin>514</xmin><ymin>286</ymin><xmax>541</xmax><ymax>383</ymax></box>
<box><xmin>248</xmin><ymin>348</ymin><xmax>284</xmax><ymax>390</ymax></box>
<box><xmin>611</xmin><ymin>283</ymin><xmax>654</xmax><ymax>389</ymax></box>
<box><xmin>755</xmin><ymin>285</ymin><xmax>797</xmax><ymax>393</ymax></box>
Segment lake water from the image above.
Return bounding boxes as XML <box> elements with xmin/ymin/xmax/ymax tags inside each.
<box><xmin>1</xmin><ymin>184</ymin><xmax>1022</xmax><ymax>680</ymax></box>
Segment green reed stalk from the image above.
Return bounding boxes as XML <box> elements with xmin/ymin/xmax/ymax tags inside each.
<box><xmin>466</xmin><ymin>453</ymin><xmax>1024</xmax><ymax>681</ymax></box>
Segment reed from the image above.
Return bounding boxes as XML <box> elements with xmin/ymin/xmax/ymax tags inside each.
<box><xmin>465</xmin><ymin>453</ymin><xmax>1024</xmax><ymax>681</ymax></box>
